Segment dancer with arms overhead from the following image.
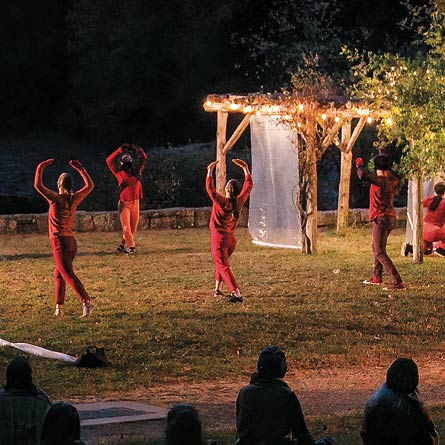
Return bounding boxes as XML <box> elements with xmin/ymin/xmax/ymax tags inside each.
<box><xmin>206</xmin><ymin>159</ymin><xmax>253</xmax><ymax>303</ymax></box>
<box><xmin>106</xmin><ymin>144</ymin><xmax>147</xmax><ymax>256</ymax></box>
<box><xmin>34</xmin><ymin>159</ymin><xmax>94</xmax><ymax>317</ymax></box>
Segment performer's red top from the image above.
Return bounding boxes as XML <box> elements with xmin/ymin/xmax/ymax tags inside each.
<box><xmin>357</xmin><ymin>167</ymin><xmax>399</xmax><ymax>221</ymax></box>
<box><xmin>423</xmin><ymin>196</ymin><xmax>445</xmax><ymax>227</ymax></box>
<box><xmin>206</xmin><ymin>174</ymin><xmax>253</xmax><ymax>238</ymax></box>
<box><xmin>106</xmin><ymin>146</ymin><xmax>147</xmax><ymax>202</ymax></box>
<box><xmin>45</xmin><ymin>190</ymin><xmax>91</xmax><ymax>238</ymax></box>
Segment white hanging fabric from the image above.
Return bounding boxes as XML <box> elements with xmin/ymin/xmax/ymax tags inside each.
<box><xmin>0</xmin><ymin>338</ymin><xmax>76</xmax><ymax>363</ymax></box>
<box><xmin>249</xmin><ymin>115</ymin><xmax>302</xmax><ymax>249</ymax></box>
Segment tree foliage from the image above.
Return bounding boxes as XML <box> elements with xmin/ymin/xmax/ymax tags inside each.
<box><xmin>345</xmin><ymin>0</ymin><xmax>445</xmax><ymax>178</ymax></box>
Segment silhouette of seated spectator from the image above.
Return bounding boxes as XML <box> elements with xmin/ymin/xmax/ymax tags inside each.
<box><xmin>361</xmin><ymin>358</ymin><xmax>439</xmax><ymax>445</ymax></box>
<box><xmin>39</xmin><ymin>402</ymin><xmax>88</xmax><ymax>445</ymax></box>
<box><xmin>0</xmin><ymin>356</ymin><xmax>51</xmax><ymax>445</ymax></box>
<box><xmin>166</xmin><ymin>404</ymin><xmax>204</xmax><ymax>445</ymax></box>
<box><xmin>235</xmin><ymin>345</ymin><xmax>333</xmax><ymax>445</ymax></box>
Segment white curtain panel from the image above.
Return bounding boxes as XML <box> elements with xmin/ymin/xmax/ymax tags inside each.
<box><xmin>249</xmin><ymin>115</ymin><xmax>302</xmax><ymax>249</ymax></box>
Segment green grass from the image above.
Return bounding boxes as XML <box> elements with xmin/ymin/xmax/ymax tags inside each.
<box><xmin>1</xmin><ymin>227</ymin><xmax>445</xmax><ymax>395</ymax></box>
<box><xmin>1</xmin><ymin>227</ymin><xmax>445</xmax><ymax>444</ymax></box>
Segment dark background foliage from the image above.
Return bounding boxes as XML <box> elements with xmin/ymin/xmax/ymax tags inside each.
<box><xmin>0</xmin><ymin>0</ymin><xmax>418</xmax><ymax>213</ymax></box>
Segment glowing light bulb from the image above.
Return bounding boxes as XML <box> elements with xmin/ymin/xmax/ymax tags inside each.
<box><xmin>229</xmin><ymin>103</ymin><xmax>241</xmax><ymax>111</ymax></box>
<box><xmin>205</xmin><ymin>100</ymin><xmax>212</xmax><ymax>107</ymax></box>
<box><xmin>298</xmin><ymin>104</ymin><xmax>304</xmax><ymax>111</ymax></box>
<box><xmin>386</xmin><ymin>117</ymin><xmax>392</xmax><ymax>125</ymax></box>
<box><xmin>297</xmin><ymin>122</ymin><xmax>302</xmax><ymax>128</ymax></box>
<box><xmin>321</xmin><ymin>113</ymin><xmax>327</xmax><ymax>120</ymax></box>
<box><xmin>367</xmin><ymin>116</ymin><xmax>373</xmax><ymax>124</ymax></box>
<box><xmin>243</xmin><ymin>106</ymin><xmax>252</xmax><ymax>113</ymax></box>
<box><xmin>256</xmin><ymin>110</ymin><xmax>261</xmax><ymax>116</ymax></box>
<box><xmin>334</xmin><ymin>116</ymin><xmax>340</xmax><ymax>122</ymax></box>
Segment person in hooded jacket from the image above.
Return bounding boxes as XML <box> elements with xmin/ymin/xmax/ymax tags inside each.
<box><xmin>165</xmin><ymin>403</ymin><xmax>203</xmax><ymax>445</ymax></box>
<box><xmin>39</xmin><ymin>402</ymin><xmax>88</xmax><ymax>445</ymax></box>
<box><xmin>235</xmin><ymin>346</ymin><xmax>333</xmax><ymax>445</ymax></box>
<box><xmin>361</xmin><ymin>358</ymin><xmax>438</xmax><ymax>445</ymax></box>
<box><xmin>0</xmin><ymin>356</ymin><xmax>51</xmax><ymax>445</ymax></box>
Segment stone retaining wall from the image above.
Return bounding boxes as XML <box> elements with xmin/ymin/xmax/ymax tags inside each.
<box><xmin>0</xmin><ymin>207</ymin><xmax>407</xmax><ymax>235</ymax></box>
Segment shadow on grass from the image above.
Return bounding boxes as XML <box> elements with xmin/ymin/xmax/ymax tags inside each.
<box><xmin>0</xmin><ymin>253</ymin><xmax>53</xmax><ymax>260</ymax></box>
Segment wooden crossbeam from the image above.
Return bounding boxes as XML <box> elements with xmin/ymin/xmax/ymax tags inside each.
<box><xmin>345</xmin><ymin>116</ymin><xmax>367</xmax><ymax>153</ymax></box>
<box><xmin>321</xmin><ymin>119</ymin><xmax>343</xmax><ymax>151</ymax></box>
<box><xmin>223</xmin><ymin>113</ymin><xmax>251</xmax><ymax>155</ymax></box>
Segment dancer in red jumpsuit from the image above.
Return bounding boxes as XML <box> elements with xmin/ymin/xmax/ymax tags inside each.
<box><xmin>34</xmin><ymin>159</ymin><xmax>95</xmax><ymax>317</ymax></box>
<box><xmin>206</xmin><ymin>159</ymin><xmax>253</xmax><ymax>303</ymax></box>
<box><xmin>356</xmin><ymin>154</ymin><xmax>404</xmax><ymax>290</ymax></box>
<box><xmin>106</xmin><ymin>144</ymin><xmax>147</xmax><ymax>256</ymax></box>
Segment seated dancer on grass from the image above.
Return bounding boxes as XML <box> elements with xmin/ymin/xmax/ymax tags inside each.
<box><xmin>106</xmin><ymin>143</ymin><xmax>147</xmax><ymax>256</ymax></box>
<box><xmin>0</xmin><ymin>356</ymin><xmax>51</xmax><ymax>445</ymax></box>
<box><xmin>206</xmin><ymin>158</ymin><xmax>253</xmax><ymax>303</ymax></box>
<box><xmin>356</xmin><ymin>154</ymin><xmax>404</xmax><ymax>290</ymax></box>
<box><xmin>361</xmin><ymin>358</ymin><xmax>439</xmax><ymax>445</ymax></box>
<box><xmin>34</xmin><ymin>159</ymin><xmax>95</xmax><ymax>317</ymax></box>
<box><xmin>235</xmin><ymin>346</ymin><xmax>333</xmax><ymax>445</ymax></box>
<box><xmin>423</xmin><ymin>182</ymin><xmax>445</xmax><ymax>256</ymax></box>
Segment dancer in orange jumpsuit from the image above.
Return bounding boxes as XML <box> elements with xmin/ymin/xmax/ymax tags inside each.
<box><xmin>106</xmin><ymin>144</ymin><xmax>147</xmax><ymax>256</ymax></box>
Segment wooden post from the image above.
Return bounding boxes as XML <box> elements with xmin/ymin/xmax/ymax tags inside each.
<box><xmin>216</xmin><ymin>110</ymin><xmax>228</xmax><ymax>194</ymax></box>
<box><xmin>305</xmin><ymin>113</ymin><xmax>318</xmax><ymax>254</ymax></box>
<box><xmin>337</xmin><ymin>122</ymin><xmax>352</xmax><ymax>232</ymax></box>
<box><xmin>412</xmin><ymin>173</ymin><xmax>423</xmax><ymax>264</ymax></box>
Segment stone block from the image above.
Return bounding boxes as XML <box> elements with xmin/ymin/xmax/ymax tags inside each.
<box><xmin>76</xmin><ymin>212</ymin><xmax>94</xmax><ymax>232</ymax></box>
<box><xmin>35</xmin><ymin>214</ymin><xmax>48</xmax><ymax>233</ymax></box>
<box><xmin>15</xmin><ymin>214</ymin><xmax>38</xmax><ymax>233</ymax></box>
<box><xmin>7</xmin><ymin>218</ymin><xmax>17</xmax><ymax>233</ymax></box>
<box><xmin>93</xmin><ymin>212</ymin><xmax>117</xmax><ymax>232</ymax></box>
<box><xmin>0</xmin><ymin>217</ymin><xmax>8</xmax><ymax>234</ymax></box>
<box><xmin>150</xmin><ymin>214</ymin><xmax>176</xmax><ymax>230</ymax></box>
<box><xmin>194</xmin><ymin>207</ymin><xmax>211</xmax><ymax>227</ymax></box>
<box><xmin>138</xmin><ymin>212</ymin><xmax>150</xmax><ymax>230</ymax></box>
<box><xmin>318</xmin><ymin>210</ymin><xmax>337</xmax><ymax>227</ymax></box>
<box><xmin>174</xmin><ymin>208</ymin><xmax>195</xmax><ymax>228</ymax></box>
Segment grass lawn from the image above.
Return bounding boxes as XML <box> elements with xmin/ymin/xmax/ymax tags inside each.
<box><xmin>1</xmin><ymin>226</ymin><xmax>445</xmax><ymax>444</ymax></box>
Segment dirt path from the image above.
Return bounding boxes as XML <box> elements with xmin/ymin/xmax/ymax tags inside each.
<box><xmin>80</xmin><ymin>359</ymin><xmax>445</xmax><ymax>444</ymax></box>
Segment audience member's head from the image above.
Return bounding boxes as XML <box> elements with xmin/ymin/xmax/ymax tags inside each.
<box><xmin>40</xmin><ymin>402</ymin><xmax>83</xmax><ymax>445</ymax></box>
<box><xmin>166</xmin><ymin>404</ymin><xmax>202</xmax><ymax>445</ymax></box>
<box><xmin>257</xmin><ymin>345</ymin><xmax>287</xmax><ymax>379</ymax></box>
<box><xmin>386</xmin><ymin>358</ymin><xmax>419</xmax><ymax>394</ymax></box>
<box><xmin>374</xmin><ymin>154</ymin><xmax>391</xmax><ymax>171</ymax></box>
<box><xmin>4</xmin><ymin>356</ymin><xmax>34</xmax><ymax>391</ymax></box>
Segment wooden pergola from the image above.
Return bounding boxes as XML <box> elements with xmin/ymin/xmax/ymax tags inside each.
<box><xmin>203</xmin><ymin>93</ymin><xmax>380</xmax><ymax>253</ymax></box>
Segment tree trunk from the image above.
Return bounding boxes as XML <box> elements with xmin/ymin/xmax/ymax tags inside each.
<box><xmin>337</xmin><ymin>150</ymin><xmax>352</xmax><ymax>232</ymax></box>
<box><xmin>412</xmin><ymin>173</ymin><xmax>423</xmax><ymax>264</ymax></box>
<box><xmin>304</xmin><ymin>117</ymin><xmax>318</xmax><ymax>254</ymax></box>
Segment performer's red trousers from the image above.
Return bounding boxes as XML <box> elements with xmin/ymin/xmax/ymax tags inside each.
<box><xmin>50</xmin><ymin>236</ymin><xmax>90</xmax><ymax>305</ymax></box>
<box><xmin>210</xmin><ymin>234</ymin><xmax>238</xmax><ymax>292</ymax></box>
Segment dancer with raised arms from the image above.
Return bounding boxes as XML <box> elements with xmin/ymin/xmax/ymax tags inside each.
<box><xmin>34</xmin><ymin>159</ymin><xmax>95</xmax><ymax>317</ymax></box>
<box><xmin>106</xmin><ymin>144</ymin><xmax>147</xmax><ymax>256</ymax></box>
<box><xmin>206</xmin><ymin>158</ymin><xmax>253</xmax><ymax>303</ymax></box>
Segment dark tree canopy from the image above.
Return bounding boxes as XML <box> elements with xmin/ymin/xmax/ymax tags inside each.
<box><xmin>0</xmin><ymin>0</ymin><xmax>423</xmax><ymax>145</ymax></box>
